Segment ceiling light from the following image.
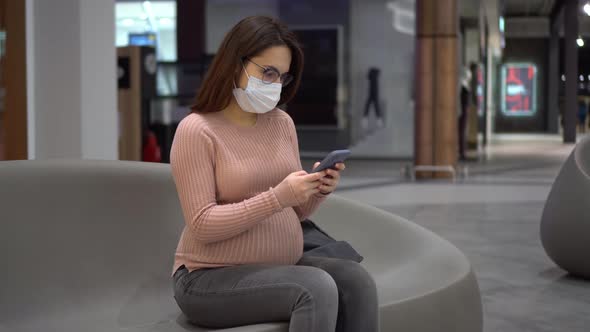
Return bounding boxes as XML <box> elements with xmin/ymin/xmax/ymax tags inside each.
<box><xmin>577</xmin><ymin>37</ymin><xmax>585</xmax><ymax>47</ymax></box>
<box><xmin>562</xmin><ymin>74</ymin><xmax>566</xmax><ymax>82</ymax></box>
<box><xmin>159</xmin><ymin>18</ymin><xmax>173</xmax><ymax>26</ymax></box>
<box><xmin>584</xmin><ymin>3</ymin><xmax>590</xmax><ymax>16</ymax></box>
<box><xmin>122</xmin><ymin>18</ymin><xmax>134</xmax><ymax>27</ymax></box>
<box><xmin>142</xmin><ymin>1</ymin><xmax>152</xmax><ymax>11</ymax></box>
<box><xmin>581</xmin><ymin>75</ymin><xmax>585</xmax><ymax>81</ymax></box>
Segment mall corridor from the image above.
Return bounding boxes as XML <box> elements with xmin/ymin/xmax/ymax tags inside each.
<box><xmin>306</xmin><ymin>136</ymin><xmax>583</xmax><ymax>332</ymax></box>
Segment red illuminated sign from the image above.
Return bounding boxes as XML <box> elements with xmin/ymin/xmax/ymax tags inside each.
<box><xmin>501</xmin><ymin>63</ymin><xmax>537</xmax><ymax>117</ymax></box>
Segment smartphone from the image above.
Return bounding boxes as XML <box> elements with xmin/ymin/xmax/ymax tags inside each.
<box><xmin>312</xmin><ymin>150</ymin><xmax>351</xmax><ymax>173</ymax></box>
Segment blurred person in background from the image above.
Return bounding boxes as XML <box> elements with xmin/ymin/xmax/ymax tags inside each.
<box><xmin>578</xmin><ymin>99</ymin><xmax>587</xmax><ymax>134</ymax></box>
<box><xmin>459</xmin><ymin>66</ymin><xmax>472</xmax><ymax>161</ymax></box>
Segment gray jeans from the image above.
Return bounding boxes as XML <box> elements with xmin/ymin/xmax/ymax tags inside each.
<box><xmin>172</xmin><ymin>256</ymin><xmax>379</xmax><ymax>332</ymax></box>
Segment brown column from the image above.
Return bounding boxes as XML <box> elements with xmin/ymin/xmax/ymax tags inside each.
<box><xmin>415</xmin><ymin>0</ymin><xmax>458</xmax><ymax>178</ymax></box>
<box><xmin>1</xmin><ymin>0</ymin><xmax>28</xmax><ymax>160</ymax></box>
<box><xmin>176</xmin><ymin>0</ymin><xmax>206</xmax><ymax>61</ymax></box>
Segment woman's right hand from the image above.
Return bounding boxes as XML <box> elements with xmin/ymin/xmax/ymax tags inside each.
<box><xmin>274</xmin><ymin>170</ymin><xmax>325</xmax><ymax>207</ymax></box>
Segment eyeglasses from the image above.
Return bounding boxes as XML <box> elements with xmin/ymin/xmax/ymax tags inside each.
<box><xmin>245</xmin><ymin>58</ymin><xmax>294</xmax><ymax>87</ymax></box>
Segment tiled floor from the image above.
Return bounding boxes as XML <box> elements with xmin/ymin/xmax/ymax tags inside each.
<box><xmin>305</xmin><ymin>135</ymin><xmax>590</xmax><ymax>332</ymax></box>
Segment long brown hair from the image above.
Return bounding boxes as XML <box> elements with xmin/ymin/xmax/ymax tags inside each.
<box><xmin>191</xmin><ymin>16</ymin><xmax>304</xmax><ymax>113</ymax></box>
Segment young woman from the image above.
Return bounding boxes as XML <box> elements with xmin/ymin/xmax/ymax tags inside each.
<box><xmin>170</xmin><ymin>16</ymin><xmax>378</xmax><ymax>332</ymax></box>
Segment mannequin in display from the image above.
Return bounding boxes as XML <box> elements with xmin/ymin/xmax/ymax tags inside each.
<box><xmin>362</xmin><ymin>67</ymin><xmax>383</xmax><ymax>130</ymax></box>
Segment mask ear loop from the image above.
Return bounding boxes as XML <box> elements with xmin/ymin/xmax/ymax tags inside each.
<box><xmin>234</xmin><ymin>62</ymin><xmax>250</xmax><ymax>89</ymax></box>
<box><xmin>242</xmin><ymin>62</ymin><xmax>251</xmax><ymax>79</ymax></box>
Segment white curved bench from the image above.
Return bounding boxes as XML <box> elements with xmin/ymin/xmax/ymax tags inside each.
<box><xmin>0</xmin><ymin>159</ymin><xmax>482</xmax><ymax>332</ymax></box>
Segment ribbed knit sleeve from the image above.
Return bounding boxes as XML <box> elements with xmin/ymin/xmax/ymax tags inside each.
<box><xmin>170</xmin><ymin>116</ymin><xmax>290</xmax><ymax>244</ymax></box>
<box><xmin>284</xmin><ymin>114</ymin><xmax>327</xmax><ymax>221</ymax></box>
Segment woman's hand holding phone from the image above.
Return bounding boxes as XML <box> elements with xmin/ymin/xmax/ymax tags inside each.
<box><xmin>313</xmin><ymin>162</ymin><xmax>345</xmax><ymax>196</ymax></box>
<box><xmin>275</xmin><ymin>170</ymin><xmax>326</xmax><ymax>207</ymax></box>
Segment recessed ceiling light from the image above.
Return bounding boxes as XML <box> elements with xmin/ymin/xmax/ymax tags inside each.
<box><xmin>122</xmin><ymin>18</ymin><xmax>134</xmax><ymax>27</ymax></box>
<box><xmin>584</xmin><ymin>3</ymin><xmax>590</xmax><ymax>16</ymax></box>
<box><xmin>577</xmin><ymin>37</ymin><xmax>585</xmax><ymax>47</ymax></box>
<box><xmin>159</xmin><ymin>18</ymin><xmax>173</xmax><ymax>26</ymax></box>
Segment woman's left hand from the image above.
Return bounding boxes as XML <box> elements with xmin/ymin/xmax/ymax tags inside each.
<box><xmin>312</xmin><ymin>162</ymin><xmax>345</xmax><ymax>196</ymax></box>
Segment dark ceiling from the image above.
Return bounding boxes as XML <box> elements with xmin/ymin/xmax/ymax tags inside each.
<box><xmin>503</xmin><ymin>0</ymin><xmax>556</xmax><ymax>17</ymax></box>
<box><xmin>460</xmin><ymin>0</ymin><xmax>558</xmax><ymax>20</ymax></box>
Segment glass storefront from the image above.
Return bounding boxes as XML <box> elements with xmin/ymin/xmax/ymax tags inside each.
<box><xmin>115</xmin><ymin>1</ymin><xmax>176</xmax><ymax>62</ymax></box>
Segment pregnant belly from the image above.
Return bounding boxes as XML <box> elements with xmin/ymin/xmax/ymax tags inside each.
<box><xmin>201</xmin><ymin>208</ymin><xmax>303</xmax><ymax>265</ymax></box>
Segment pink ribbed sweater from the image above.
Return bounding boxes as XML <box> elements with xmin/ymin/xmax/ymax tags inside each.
<box><xmin>170</xmin><ymin>109</ymin><xmax>326</xmax><ymax>274</ymax></box>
